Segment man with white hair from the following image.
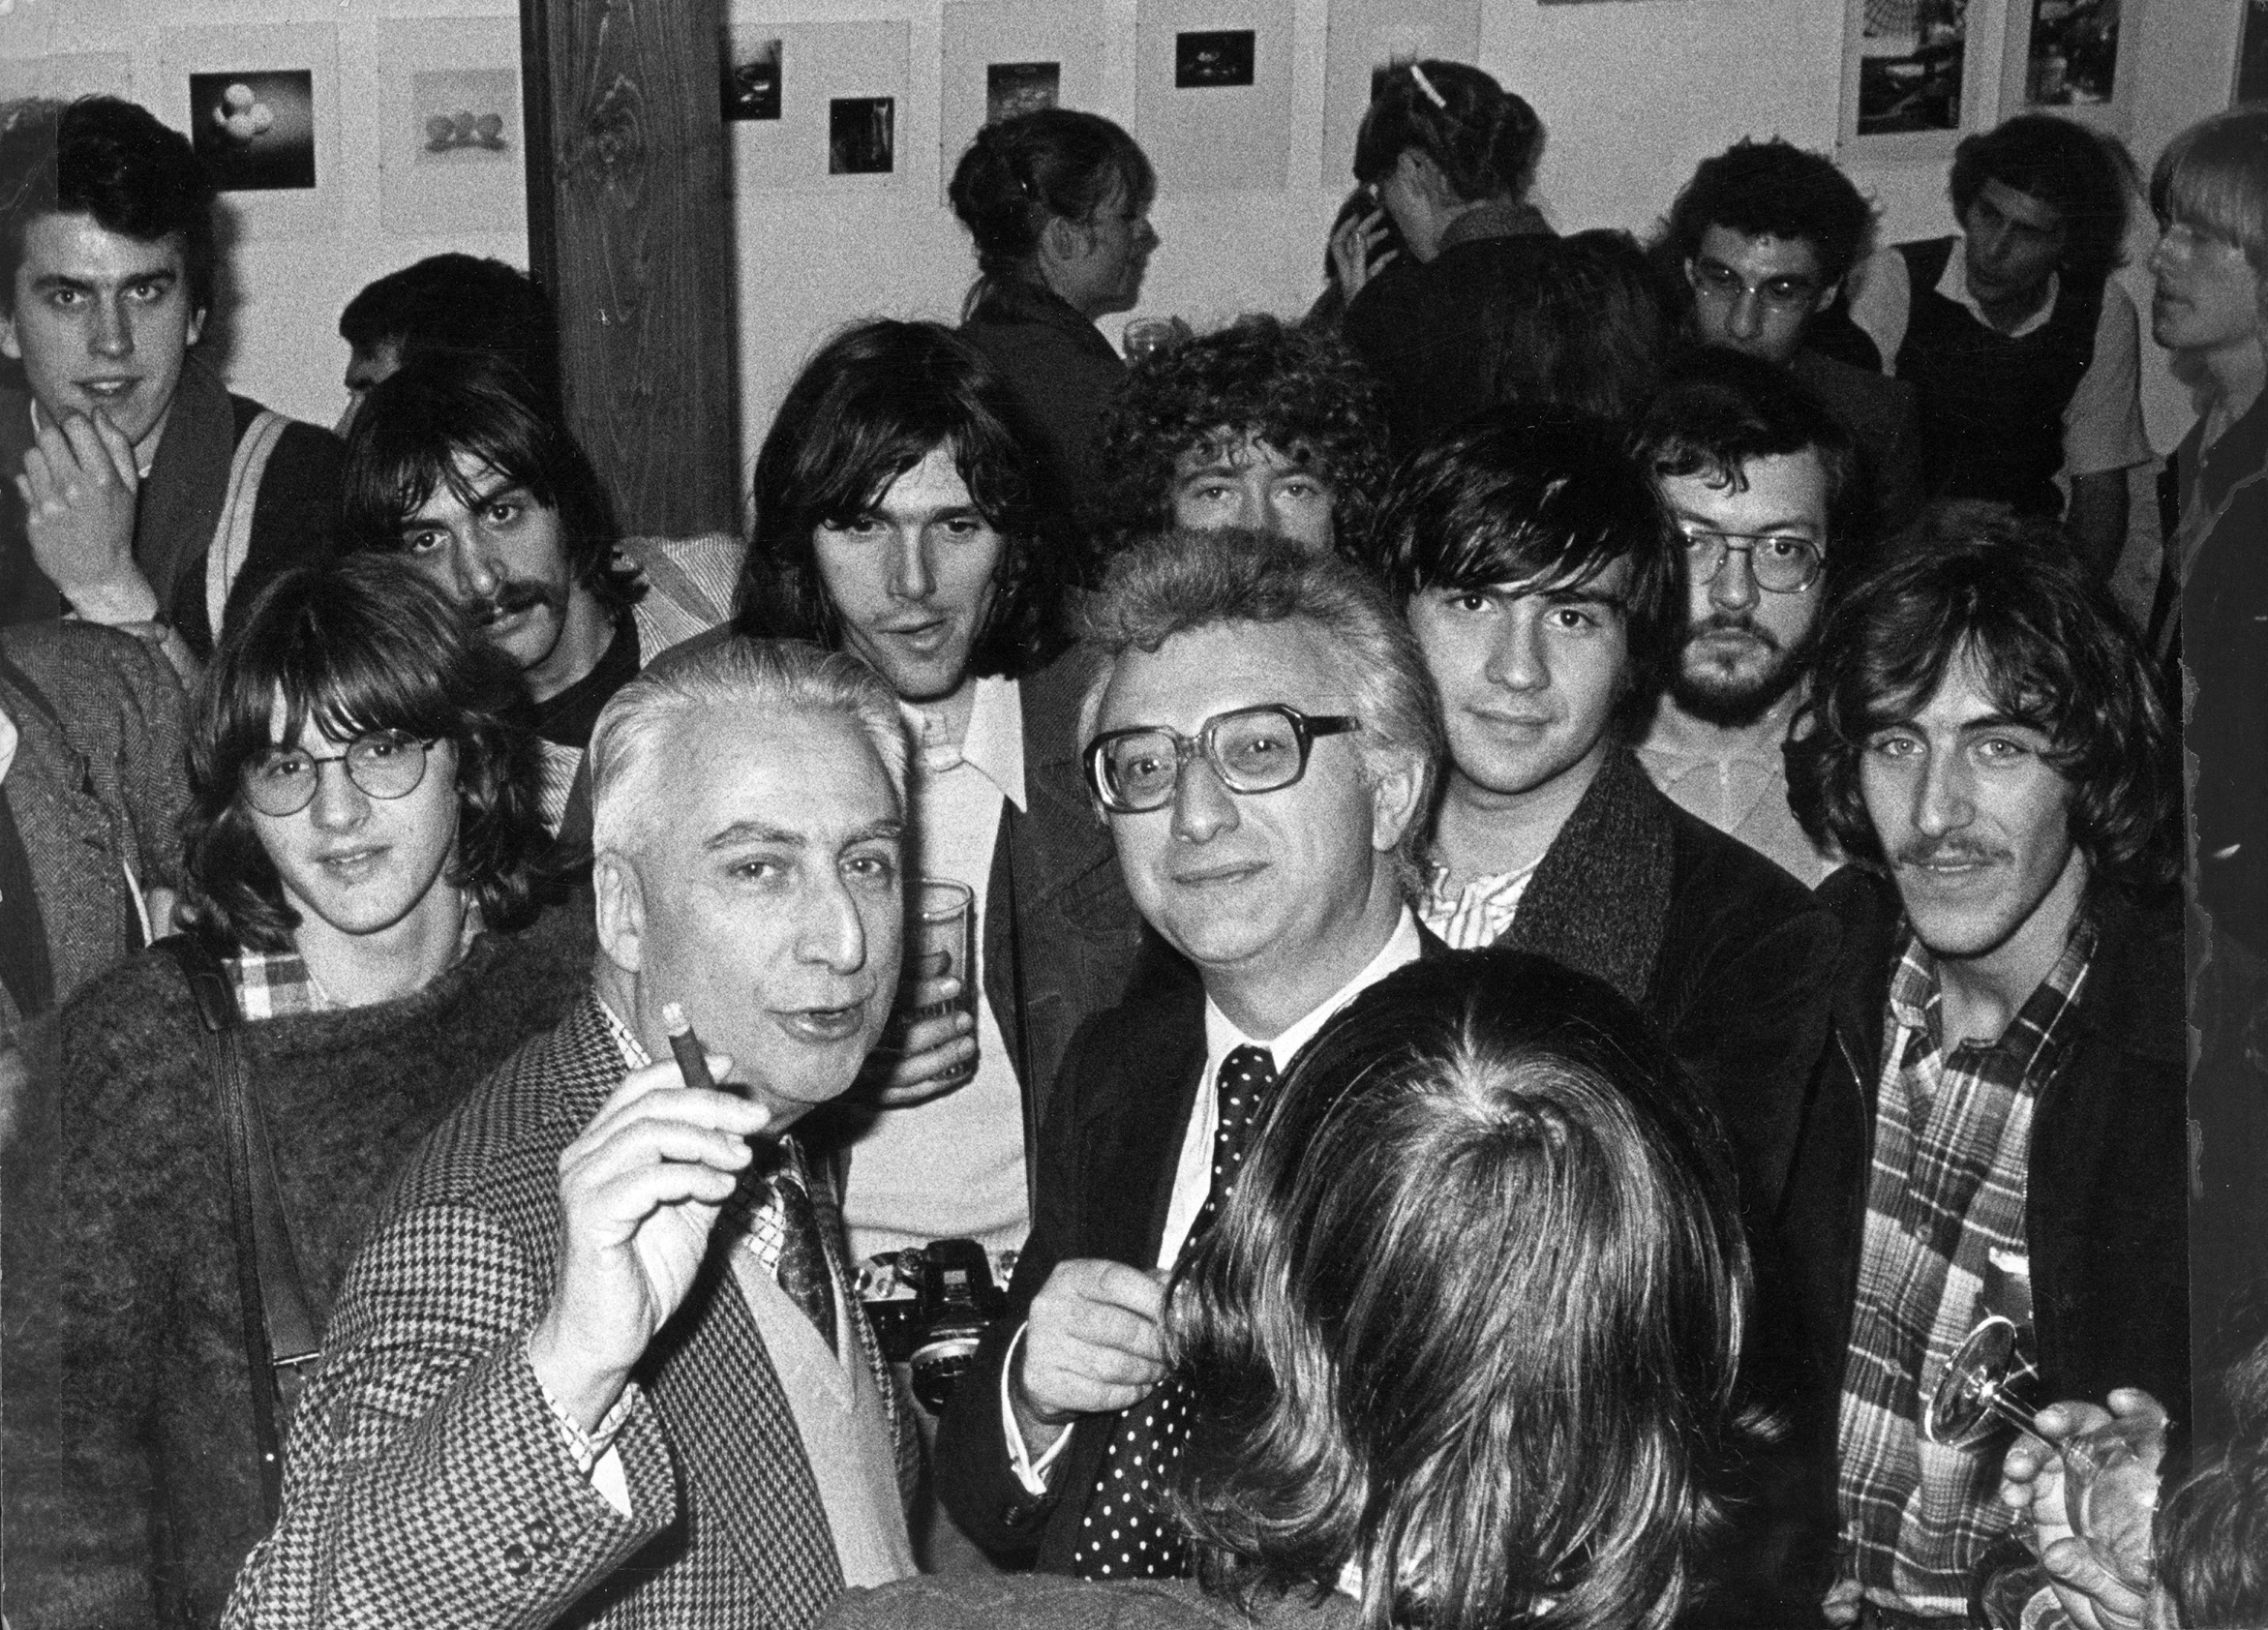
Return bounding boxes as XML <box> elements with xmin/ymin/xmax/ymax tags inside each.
<box><xmin>227</xmin><ymin>637</ymin><xmax>920</xmax><ymax>1630</ymax></box>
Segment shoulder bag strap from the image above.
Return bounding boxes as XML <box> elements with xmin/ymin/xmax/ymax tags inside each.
<box><xmin>204</xmin><ymin>408</ymin><xmax>288</xmax><ymax>643</ymax></box>
<box><xmin>156</xmin><ymin>934</ymin><xmax>323</xmax><ymax>1524</ymax></box>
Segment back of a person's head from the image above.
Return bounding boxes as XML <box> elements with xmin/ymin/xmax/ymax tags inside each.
<box><xmin>0</xmin><ymin>96</ymin><xmax>218</xmax><ymax>317</ymax></box>
<box><xmin>948</xmin><ymin>108</ymin><xmax>1154</xmax><ymax>294</ymax></box>
<box><xmin>339</xmin><ymin>254</ymin><xmax>559</xmax><ymax>404</ymax></box>
<box><xmin>2158</xmin><ymin>1325</ymin><xmax>2268</xmax><ymax>1630</ymax></box>
<box><xmin>1485</xmin><ymin>229</ymin><xmax>1668</xmax><ymax>427</ymax></box>
<box><xmin>1662</xmin><ymin>136</ymin><xmax>1874</xmax><ymax>287</ymax></box>
<box><xmin>2151</xmin><ymin>108</ymin><xmax>2268</xmax><ymax>275</ymax></box>
<box><xmin>1950</xmin><ymin>114</ymin><xmax>2128</xmax><ymax>286</ymax></box>
<box><xmin>741</xmin><ymin>317</ymin><xmax>1064</xmax><ymax>679</ymax></box>
<box><xmin>1639</xmin><ymin>347</ymin><xmax>1872</xmax><ymax>591</ymax></box>
<box><xmin>1169</xmin><ymin>947</ymin><xmax>1749</xmax><ymax>1630</ymax></box>
<box><xmin>1351</xmin><ymin>60</ymin><xmax>1543</xmax><ymax>205</ymax></box>
<box><xmin>1099</xmin><ymin>313</ymin><xmax>1393</xmax><ymax>545</ymax></box>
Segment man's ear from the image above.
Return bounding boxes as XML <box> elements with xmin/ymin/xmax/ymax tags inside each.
<box><xmin>0</xmin><ymin>307</ymin><xmax>18</xmax><ymax>364</ymax></box>
<box><xmin>593</xmin><ymin>850</ymin><xmax>648</xmax><ymax>978</ymax></box>
<box><xmin>1812</xmin><ymin>279</ymin><xmax>1842</xmax><ymax>317</ymax></box>
<box><xmin>1368</xmin><ymin>756</ymin><xmax>1427</xmax><ymax>855</ymax></box>
<box><xmin>187</xmin><ymin>304</ymin><xmax>207</xmax><ymax>348</ymax></box>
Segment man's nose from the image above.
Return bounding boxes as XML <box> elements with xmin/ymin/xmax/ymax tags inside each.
<box><xmin>1483</xmin><ymin>613</ymin><xmax>1546</xmax><ymax>691</ymax></box>
<box><xmin>1728</xmin><ymin>287</ymin><xmax>1765</xmax><ymax>339</ymax></box>
<box><xmin>306</xmin><ymin>759</ymin><xmax>372</xmax><ymax>831</ymax></box>
<box><xmin>1709</xmin><ymin>545</ymin><xmax>1761</xmax><ymax>612</ymax></box>
<box><xmin>1912</xmin><ymin>752</ymin><xmax>1974</xmax><ymax>838</ymax></box>
<box><xmin>889</xmin><ymin>530</ymin><xmax>934</xmax><ymax>602</ymax></box>
<box><xmin>1168</xmin><ymin>751</ymin><xmax>1241</xmax><ymax>844</ymax></box>
<box><xmin>452</xmin><ymin>539</ymin><xmax>502</xmax><ymax>602</ymax></box>
<box><xmin>797</xmin><ymin>873</ymin><xmax>871</xmax><ymax>974</ymax></box>
<box><xmin>90</xmin><ymin>294</ymin><xmax>134</xmax><ymax>359</ymax></box>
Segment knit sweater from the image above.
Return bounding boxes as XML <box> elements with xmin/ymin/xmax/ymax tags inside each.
<box><xmin>1</xmin><ymin>903</ymin><xmax>594</xmax><ymax>1630</ymax></box>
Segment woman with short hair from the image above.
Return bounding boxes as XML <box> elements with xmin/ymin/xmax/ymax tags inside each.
<box><xmin>2</xmin><ymin>555</ymin><xmax>590</xmax><ymax>1628</ymax></box>
<box><xmin>824</xmin><ymin>947</ymin><xmax>1753</xmax><ymax>1629</ymax></box>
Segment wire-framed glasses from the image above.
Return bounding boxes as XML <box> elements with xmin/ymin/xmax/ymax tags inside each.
<box><xmin>1678</xmin><ymin>525</ymin><xmax>1825</xmax><ymax>594</ymax></box>
<box><xmin>240</xmin><ymin>731</ymin><xmax>438</xmax><ymax>817</ymax></box>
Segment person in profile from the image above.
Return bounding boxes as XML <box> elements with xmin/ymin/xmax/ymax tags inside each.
<box><xmin>829</xmin><ymin>946</ymin><xmax>1755</xmax><ymax>1630</ymax></box>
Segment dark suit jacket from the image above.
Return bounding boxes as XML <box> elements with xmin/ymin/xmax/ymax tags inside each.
<box><xmin>1791</xmin><ymin>347</ymin><xmax>1925</xmax><ymax>542</ymax></box>
<box><xmin>225</xmin><ymin>996</ymin><xmax>916</xmax><ymax>1630</ymax></box>
<box><xmin>933</xmin><ymin>930</ymin><xmax>1436</xmax><ymax>1570</ymax></box>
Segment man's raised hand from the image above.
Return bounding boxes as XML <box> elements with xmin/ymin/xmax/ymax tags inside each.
<box><xmin>16</xmin><ymin>409</ymin><xmax>153</xmax><ymax>622</ymax></box>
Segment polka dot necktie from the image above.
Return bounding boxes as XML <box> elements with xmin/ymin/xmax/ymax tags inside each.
<box><xmin>1070</xmin><ymin>1044</ymin><xmax>1277</xmax><ymax>1580</ymax></box>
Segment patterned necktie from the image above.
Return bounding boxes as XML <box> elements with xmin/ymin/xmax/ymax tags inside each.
<box><xmin>768</xmin><ymin>1140</ymin><xmax>837</xmax><ymax>1355</ymax></box>
<box><xmin>1071</xmin><ymin>1043</ymin><xmax>1278</xmax><ymax>1580</ymax></box>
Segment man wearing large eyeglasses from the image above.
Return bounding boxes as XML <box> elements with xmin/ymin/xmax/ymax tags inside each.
<box><xmin>932</xmin><ymin>528</ymin><xmax>1439</xmax><ymax>1578</ymax></box>
<box><xmin>1635</xmin><ymin>348</ymin><xmax>1870</xmax><ymax>887</ymax></box>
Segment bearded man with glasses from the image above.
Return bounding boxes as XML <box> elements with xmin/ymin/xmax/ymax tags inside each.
<box><xmin>1635</xmin><ymin>347</ymin><xmax>1875</xmax><ymax>888</ymax></box>
<box><xmin>3</xmin><ymin>554</ymin><xmax>588</xmax><ymax>1629</ymax></box>
<box><xmin>933</xmin><ymin>527</ymin><xmax>1444</xmax><ymax>1579</ymax></box>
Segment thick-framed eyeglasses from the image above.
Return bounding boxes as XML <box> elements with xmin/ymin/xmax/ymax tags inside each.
<box><xmin>240</xmin><ymin>731</ymin><xmax>438</xmax><ymax>817</ymax></box>
<box><xmin>1679</xmin><ymin>526</ymin><xmax>1825</xmax><ymax>594</ymax></box>
<box><xmin>1084</xmin><ymin>704</ymin><xmax>1360</xmax><ymax>815</ymax></box>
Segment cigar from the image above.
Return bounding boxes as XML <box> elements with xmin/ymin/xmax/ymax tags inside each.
<box><xmin>660</xmin><ymin>1002</ymin><xmax>715</xmax><ymax>1091</ymax></box>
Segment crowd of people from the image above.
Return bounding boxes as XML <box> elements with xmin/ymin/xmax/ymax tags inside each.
<box><xmin>0</xmin><ymin>64</ymin><xmax>2263</xmax><ymax>1630</ymax></box>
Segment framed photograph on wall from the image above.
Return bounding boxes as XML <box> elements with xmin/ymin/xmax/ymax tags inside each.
<box><xmin>940</xmin><ymin>2</ymin><xmax>1110</xmax><ymax>205</ymax></box>
<box><xmin>720</xmin><ymin>15</ymin><xmax>909</xmax><ymax>194</ymax></box>
<box><xmin>375</xmin><ymin>18</ymin><xmax>525</xmax><ymax>241</ymax></box>
<box><xmin>1999</xmin><ymin>0</ymin><xmax>2126</xmax><ymax>129</ymax></box>
<box><xmin>161</xmin><ymin>23</ymin><xmax>341</xmax><ymax>237</ymax></box>
<box><xmin>1837</xmin><ymin>0</ymin><xmax>1977</xmax><ymax>160</ymax></box>
<box><xmin>1134</xmin><ymin>0</ymin><xmax>1294</xmax><ymax>193</ymax></box>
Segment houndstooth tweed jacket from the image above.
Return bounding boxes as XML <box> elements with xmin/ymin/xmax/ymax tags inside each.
<box><xmin>224</xmin><ymin>993</ymin><xmax>915</xmax><ymax>1630</ymax></box>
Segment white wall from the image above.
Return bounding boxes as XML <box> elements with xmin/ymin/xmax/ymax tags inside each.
<box><xmin>2</xmin><ymin>0</ymin><xmax>2246</xmax><ymax>474</ymax></box>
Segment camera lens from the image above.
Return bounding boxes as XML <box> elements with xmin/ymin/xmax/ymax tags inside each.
<box><xmin>910</xmin><ymin>1330</ymin><xmax>984</xmax><ymax>1413</ymax></box>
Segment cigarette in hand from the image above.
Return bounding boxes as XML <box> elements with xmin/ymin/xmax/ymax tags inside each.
<box><xmin>660</xmin><ymin>1001</ymin><xmax>715</xmax><ymax>1091</ymax></box>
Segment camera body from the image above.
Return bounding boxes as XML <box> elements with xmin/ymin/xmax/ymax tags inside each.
<box><xmin>859</xmin><ymin>1239</ymin><xmax>1011</xmax><ymax>1412</ymax></box>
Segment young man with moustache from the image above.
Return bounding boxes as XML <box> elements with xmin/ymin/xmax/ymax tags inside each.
<box><xmin>932</xmin><ymin>528</ymin><xmax>1440</xmax><ymax>1580</ymax></box>
<box><xmin>0</xmin><ymin>97</ymin><xmax>341</xmax><ymax>666</ymax></box>
<box><xmin>1093</xmin><ymin>314</ymin><xmax>1391</xmax><ymax>558</ymax></box>
<box><xmin>345</xmin><ymin>350</ymin><xmax>737</xmax><ymax>833</ymax></box>
<box><xmin>1634</xmin><ymin>349</ymin><xmax>1868</xmax><ymax>886</ymax></box>
<box><xmin>1847</xmin><ymin>114</ymin><xmax>2149</xmax><ymax>576</ymax></box>
<box><xmin>227</xmin><ymin>638</ymin><xmax>922</xmax><ymax>1630</ymax></box>
<box><xmin>1367</xmin><ymin>405</ymin><xmax>1837</xmax><ymax>1622</ymax></box>
<box><xmin>1780</xmin><ymin>514</ymin><xmax>2187</xmax><ymax>1630</ymax></box>
<box><xmin>1658</xmin><ymin>137</ymin><xmax>1924</xmax><ymax>540</ymax></box>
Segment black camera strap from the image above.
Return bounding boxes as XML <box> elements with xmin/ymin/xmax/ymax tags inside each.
<box><xmin>159</xmin><ymin>934</ymin><xmax>324</xmax><ymax>1524</ymax></box>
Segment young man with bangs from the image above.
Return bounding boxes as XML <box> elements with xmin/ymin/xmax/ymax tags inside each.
<box><xmin>2</xmin><ymin>556</ymin><xmax>587</xmax><ymax>1628</ymax></box>
<box><xmin>1365</xmin><ymin>405</ymin><xmax>1836</xmax><ymax>1623</ymax></box>
<box><xmin>343</xmin><ymin>350</ymin><xmax>736</xmax><ymax>833</ymax></box>
<box><xmin>0</xmin><ymin>97</ymin><xmax>341</xmax><ymax>667</ymax></box>
<box><xmin>1094</xmin><ymin>314</ymin><xmax>1391</xmax><ymax>558</ymax></box>
<box><xmin>1780</xmin><ymin>513</ymin><xmax>2187</xmax><ymax>1629</ymax></box>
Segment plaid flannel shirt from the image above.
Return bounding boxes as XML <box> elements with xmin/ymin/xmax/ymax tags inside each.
<box><xmin>1836</xmin><ymin>917</ymin><xmax>2097</xmax><ymax>1617</ymax></box>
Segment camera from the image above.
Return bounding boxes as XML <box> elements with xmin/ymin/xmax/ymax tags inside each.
<box><xmin>858</xmin><ymin>1239</ymin><xmax>1011</xmax><ymax>1412</ymax></box>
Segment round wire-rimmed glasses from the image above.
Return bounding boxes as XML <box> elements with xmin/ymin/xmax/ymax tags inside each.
<box><xmin>240</xmin><ymin>731</ymin><xmax>438</xmax><ymax>817</ymax></box>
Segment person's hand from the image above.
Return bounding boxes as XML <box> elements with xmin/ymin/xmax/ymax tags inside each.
<box><xmin>1328</xmin><ymin>206</ymin><xmax>1399</xmax><ymax>303</ymax></box>
<box><xmin>1997</xmin><ymin>1391</ymin><xmax>2166</xmax><ymax>1630</ymax></box>
<box><xmin>1821</xmin><ymin>1578</ymin><xmax>1862</xmax><ymax>1626</ymax></box>
<box><xmin>858</xmin><ymin>972</ymin><xmax>977</xmax><ymax>1108</ymax></box>
<box><xmin>528</xmin><ymin>1050</ymin><xmax>768</xmax><ymax>1429</ymax></box>
<box><xmin>1012</xmin><ymin>1259</ymin><xmax>1168</xmax><ymax>1448</ymax></box>
<box><xmin>15</xmin><ymin>410</ymin><xmax>153</xmax><ymax>622</ymax></box>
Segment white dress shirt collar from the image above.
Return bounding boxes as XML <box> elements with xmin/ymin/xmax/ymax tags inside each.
<box><xmin>1200</xmin><ymin>906</ymin><xmax>1425</xmax><ymax>1078</ymax></box>
<box><xmin>902</xmin><ymin>674</ymin><xmax>1026</xmax><ymax>812</ymax></box>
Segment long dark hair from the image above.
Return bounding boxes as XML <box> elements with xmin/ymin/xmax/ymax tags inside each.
<box><xmin>1169</xmin><ymin>948</ymin><xmax>1750</xmax><ymax>1630</ymax></box>
<box><xmin>737</xmin><ymin>318</ymin><xmax>1068</xmax><ymax>679</ymax></box>
<box><xmin>948</xmin><ymin>108</ymin><xmax>1154</xmax><ymax>311</ymax></box>
<box><xmin>179</xmin><ymin>556</ymin><xmax>546</xmax><ymax>952</ymax></box>
<box><xmin>1785</xmin><ymin>506</ymin><xmax>2177</xmax><ymax>894</ymax></box>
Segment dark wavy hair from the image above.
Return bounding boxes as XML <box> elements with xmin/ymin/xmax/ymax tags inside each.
<box><xmin>1169</xmin><ymin>947</ymin><xmax>1750</xmax><ymax>1630</ymax></box>
<box><xmin>1638</xmin><ymin>346</ymin><xmax>1874</xmax><ymax>598</ymax></box>
<box><xmin>338</xmin><ymin>253</ymin><xmax>559</xmax><ymax>407</ymax></box>
<box><xmin>0</xmin><ymin>96</ymin><xmax>219</xmax><ymax>318</ymax></box>
<box><xmin>1097</xmin><ymin>314</ymin><xmax>1392</xmax><ymax>553</ymax></box>
<box><xmin>737</xmin><ymin>318</ymin><xmax>1067</xmax><ymax>680</ymax></box>
<box><xmin>340</xmin><ymin>349</ymin><xmax>635</xmax><ymax>618</ymax></box>
<box><xmin>2160</xmin><ymin>1332</ymin><xmax>2268</xmax><ymax>1630</ymax></box>
<box><xmin>1351</xmin><ymin>60</ymin><xmax>1543</xmax><ymax>205</ymax></box>
<box><xmin>1484</xmin><ymin>229</ymin><xmax>1669</xmax><ymax>429</ymax></box>
<box><xmin>1660</xmin><ymin>137</ymin><xmax>1876</xmax><ymax>288</ymax></box>
<box><xmin>948</xmin><ymin>108</ymin><xmax>1155</xmax><ymax>310</ymax></box>
<box><xmin>1950</xmin><ymin>114</ymin><xmax>2129</xmax><ymax>289</ymax></box>
<box><xmin>1363</xmin><ymin>404</ymin><xmax>1681</xmax><ymax>732</ymax></box>
<box><xmin>1785</xmin><ymin>505</ymin><xmax>2176</xmax><ymax>893</ymax></box>
<box><xmin>179</xmin><ymin>556</ymin><xmax>546</xmax><ymax>953</ymax></box>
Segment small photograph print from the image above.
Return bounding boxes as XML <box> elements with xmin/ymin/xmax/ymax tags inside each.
<box><xmin>1175</xmin><ymin>30</ymin><xmax>1256</xmax><ymax>90</ymax></box>
<box><xmin>2021</xmin><ymin>0</ymin><xmax>2116</xmax><ymax>106</ymax></box>
<box><xmin>189</xmin><ymin>69</ymin><xmax>317</xmax><ymax>191</ymax></box>
<box><xmin>986</xmin><ymin>61</ymin><xmax>1061</xmax><ymax>123</ymax></box>
<box><xmin>829</xmin><ymin>97</ymin><xmax>894</xmax><ymax>175</ymax></box>
<box><xmin>1854</xmin><ymin>0</ymin><xmax>1968</xmax><ymax>137</ymax></box>
<box><xmin>722</xmin><ymin>35</ymin><xmax>781</xmax><ymax>122</ymax></box>
<box><xmin>411</xmin><ymin>69</ymin><xmax>514</xmax><ymax>165</ymax></box>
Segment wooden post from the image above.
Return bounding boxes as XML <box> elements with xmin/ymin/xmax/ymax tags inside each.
<box><xmin>521</xmin><ymin>0</ymin><xmax>738</xmax><ymax>537</ymax></box>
